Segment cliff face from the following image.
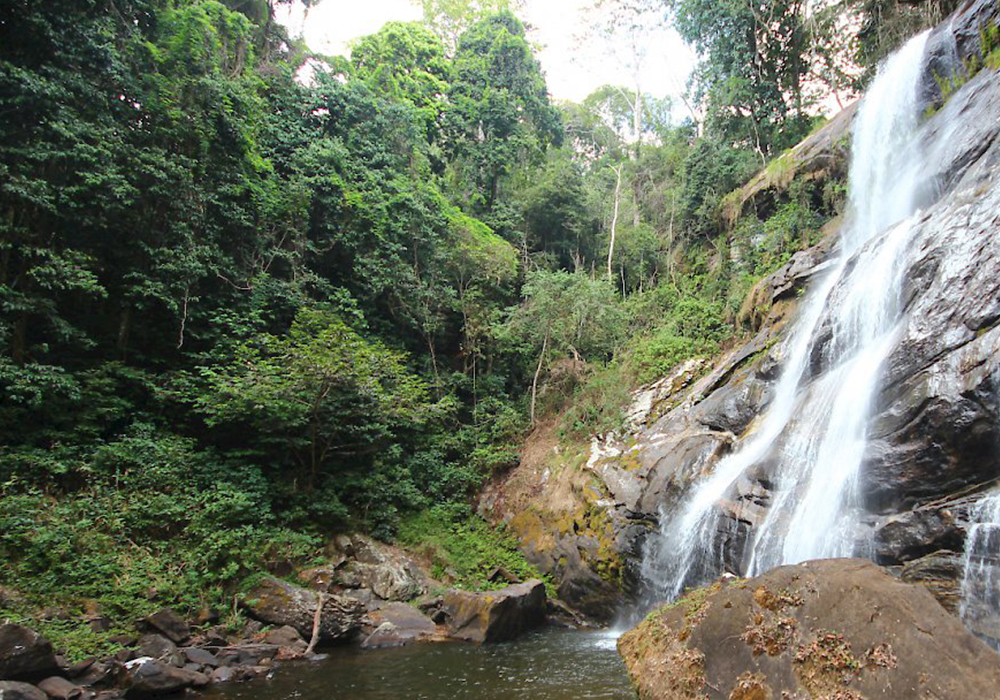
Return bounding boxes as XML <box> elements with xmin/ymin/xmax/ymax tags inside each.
<box><xmin>484</xmin><ymin>0</ymin><xmax>1000</xmax><ymax>624</ymax></box>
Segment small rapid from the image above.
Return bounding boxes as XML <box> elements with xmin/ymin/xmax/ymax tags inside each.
<box><xmin>641</xmin><ymin>30</ymin><xmax>934</xmax><ymax>600</ymax></box>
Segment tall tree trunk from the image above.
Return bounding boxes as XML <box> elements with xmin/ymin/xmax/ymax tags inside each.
<box><xmin>607</xmin><ymin>164</ymin><xmax>623</xmax><ymax>280</ymax></box>
<box><xmin>530</xmin><ymin>327</ymin><xmax>550</xmax><ymax>427</ymax></box>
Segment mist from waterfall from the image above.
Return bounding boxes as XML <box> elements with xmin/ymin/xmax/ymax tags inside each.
<box><xmin>641</xmin><ymin>30</ymin><xmax>932</xmax><ymax>601</ymax></box>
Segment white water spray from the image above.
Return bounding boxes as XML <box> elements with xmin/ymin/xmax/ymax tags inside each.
<box><xmin>642</xmin><ymin>31</ymin><xmax>932</xmax><ymax>599</ymax></box>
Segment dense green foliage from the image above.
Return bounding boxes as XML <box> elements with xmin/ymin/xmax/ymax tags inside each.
<box><xmin>397</xmin><ymin>504</ymin><xmax>544</xmax><ymax>591</ymax></box>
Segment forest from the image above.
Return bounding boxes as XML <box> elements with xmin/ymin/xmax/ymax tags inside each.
<box><xmin>0</xmin><ymin>0</ymin><xmax>965</xmax><ymax>658</ymax></box>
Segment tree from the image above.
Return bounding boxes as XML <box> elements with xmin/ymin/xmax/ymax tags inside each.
<box><xmin>198</xmin><ymin>308</ymin><xmax>432</xmax><ymax>491</ymax></box>
<box><xmin>667</xmin><ymin>0</ymin><xmax>815</xmax><ymax>157</ymax></box>
<box><xmin>411</xmin><ymin>0</ymin><xmax>526</xmax><ymax>53</ymax></box>
<box><xmin>505</xmin><ymin>271</ymin><xmax>626</xmax><ymax>425</ymax></box>
<box><xmin>443</xmin><ymin>12</ymin><xmax>563</xmax><ymax>225</ymax></box>
<box><xmin>350</xmin><ymin>22</ymin><xmax>451</xmax><ymax>139</ymax></box>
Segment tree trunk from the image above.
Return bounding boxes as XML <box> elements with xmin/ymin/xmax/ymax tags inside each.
<box><xmin>530</xmin><ymin>328</ymin><xmax>550</xmax><ymax>427</ymax></box>
<box><xmin>607</xmin><ymin>164</ymin><xmax>623</xmax><ymax>280</ymax></box>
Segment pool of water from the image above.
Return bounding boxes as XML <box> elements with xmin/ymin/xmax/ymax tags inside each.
<box><xmin>202</xmin><ymin>627</ymin><xmax>636</xmax><ymax>700</ymax></box>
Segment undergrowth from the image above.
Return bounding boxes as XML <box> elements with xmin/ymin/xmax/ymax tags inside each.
<box><xmin>395</xmin><ymin>504</ymin><xmax>549</xmax><ymax>593</ymax></box>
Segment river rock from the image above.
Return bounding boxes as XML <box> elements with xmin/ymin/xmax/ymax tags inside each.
<box><xmin>0</xmin><ymin>625</ymin><xmax>59</xmax><ymax>682</ymax></box>
<box><xmin>136</xmin><ymin>635</ymin><xmax>175</xmax><ymax>661</ymax></box>
<box><xmin>241</xmin><ymin>576</ymin><xmax>365</xmax><ymax>642</ymax></box>
<box><xmin>619</xmin><ymin>558</ymin><xmax>1000</xmax><ymax>700</ymax></box>
<box><xmin>441</xmin><ymin>580</ymin><xmax>546</xmax><ymax>643</ymax></box>
<box><xmin>179</xmin><ymin>647</ymin><xmax>218</xmax><ymax>668</ymax></box>
<box><xmin>142</xmin><ymin>610</ymin><xmax>189</xmax><ymax>645</ymax></box>
<box><xmin>124</xmin><ymin>659</ymin><xmax>208</xmax><ymax>698</ymax></box>
<box><xmin>36</xmin><ymin>676</ymin><xmax>83</xmax><ymax>700</ymax></box>
<box><xmin>262</xmin><ymin>625</ymin><xmax>307</xmax><ymax>653</ymax></box>
<box><xmin>0</xmin><ymin>682</ymin><xmax>47</xmax><ymax>700</ymax></box>
<box><xmin>360</xmin><ymin>602</ymin><xmax>441</xmax><ymax>648</ymax></box>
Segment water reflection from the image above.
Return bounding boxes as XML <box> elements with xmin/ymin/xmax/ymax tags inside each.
<box><xmin>203</xmin><ymin>628</ymin><xmax>635</xmax><ymax>700</ymax></box>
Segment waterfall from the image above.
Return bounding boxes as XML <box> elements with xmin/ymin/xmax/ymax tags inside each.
<box><xmin>959</xmin><ymin>363</ymin><xmax>1000</xmax><ymax>647</ymax></box>
<box><xmin>641</xmin><ymin>30</ymin><xmax>932</xmax><ymax>600</ymax></box>
<box><xmin>960</xmin><ymin>492</ymin><xmax>1000</xmax><ymax>648</ymax></box>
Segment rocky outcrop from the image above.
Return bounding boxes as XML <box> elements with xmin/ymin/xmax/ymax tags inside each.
<box><xmin>298</xmin><ymin>535</ymin><xmax>429</xmax><ymax>605</ymax></box>
<box><xmin>440</xmin><ymin>580</ymin><xmax>546</xmax><ymax>643</ymax></box>
<box><xmin>619</xmin><ymin>559</ymin><xmax>1000</xmax><ymax>700</ymax></box>
<box><xmin>721</xmin><ymin>102</ymin><xmax>857</xmax><ymax>229</ymax></box>
<box><xmin>241</xmin><ymin>575</ymin><xmax>366</xmax><ymax>642</ymax></box>
<box><xmin>0</xmin><ymin>624</ymin><xmax>58</xmax><ymax>682</ymax></box>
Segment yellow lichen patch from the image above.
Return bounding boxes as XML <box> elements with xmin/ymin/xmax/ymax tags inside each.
<box><xmin>792</xmin><ymin>630</ymin><xmax>864</xmax><ymax>697</ymax></box>
<box><xmin>729</xmin><ymin>672</ymin><xmax>771</xmax><ymax>700</ymax></box>
<box><xmin>619</xmin><ymin>615</ymin><xmax>711</xmax><ymax>700</ymax></box>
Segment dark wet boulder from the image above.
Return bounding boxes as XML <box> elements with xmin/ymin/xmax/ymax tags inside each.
<box><xmin>124</xmin><ymin>659</ymin><xmax>208</xmax><ymax>698</ymax></box>
<box><xmin>0</xmin><ymin>682</ymin><xmax>47</xmax><ymax>700</ymax></box>
<box><xmin>619</xmin><ymin>559</ymin><xmax>1000</xmax><ymax>700</ymax></box>
<box><xmin>142</xmin><ymin>610</ymin><xmax>190</xmax><ymax>645</ymax></box>
<box><xmin>441</xmin><ymin>580</ymin><xmax>546</xmax><ymax>643</ymax></box>
<box><xmin>241</xmin><ymin>576</ymin><xmax>364</xmax><ymax>642</ymax></box>
<box><xmin>873</xmin><ymin>508</ymin><xmax>964</xmax><ymax>564</ymax></box>
<box><xmin>900</xmin><ymin>549</ymin><xmax>964</xmax><ymax>614</ymax></box>
<box><xmin>0</xmin><ymin>625</ymin><xmax>59</xmax><ymax>682</ymax></box>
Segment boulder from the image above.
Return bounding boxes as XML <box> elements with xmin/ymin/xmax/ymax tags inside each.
<box><xmin>900</xmin><ymin>549</ymin><xmax>964</xmax><ymax>614</ymax></box>
<box><xmin>136</xmin><ymin>635</ymin><xmax>175</xmax><ymax>661</ymax></box>
<box><xmin>619</xmin><ymin>559</ymin><xmax>1000</xmax><ymax>700</ymax></box>
<box><xmin>0</xmin><ymin>682</ymin><xmax>47</xmax><ymax>700</ymax></box>
<box><xmin>0</xmin><ymin>625</ymin><xmax>59</xmax><ymax>682</ymax></box>
<box><xmin>441</xmin><ymin>580</ymin><xmax>546</xmax><ymax>643</ymax></box>
<box><xmin>360</xmin><ymin>603</ymin><xmax>441</xmax><ymax>649</ymax></box>
<box><xmin>262</xmin><ymin>626</ymin><xmax>307</xmax><ymax>653</ymax></box>
<box><xmin>209</xmin><ymin>667</ymin><xmax>233</xmax><ymax>684</ymax></box>
<box><xmin>179</xmin><ymin>648</ymin><xmax>218</xmax><ymax>668</ymax></box>
<box><xmin>125</xmin><ymin>660</ymin><xmax>207</xmax><ymax>698</ymax></box>
<box><xmin>142</xmin><ymin>610</ymin><xmax>189</xmax><ymax>645</ymax></box>
<box><xmin>242</xmin><ymin>576</ymin><xmax>365</xmax><ymax>642</ymax></box>
<box><xmin>35</xmin><ymin>677</ymin><xmax>83</xmax><ymax>700</ymax></box>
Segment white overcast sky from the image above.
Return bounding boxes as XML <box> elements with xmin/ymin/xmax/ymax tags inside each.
<box><xmin>276</xmin><ymin>0</ymin><xmax>696</xmax><ymax>105</ymax></box>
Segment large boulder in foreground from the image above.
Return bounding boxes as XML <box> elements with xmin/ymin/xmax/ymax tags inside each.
<box><xmin>441</xmin><ymin>580</ymin><xmax>546</xmax><ymax>643</ymax></box>
<box><xmin>241</xmin><ymin>576</ymin><xmax>365</xmax><ymax>642</ymax></box>
<box><xmin>0</xmin><ymin>624</ymin><xmax>58</xmax><ymax>681</ymax></box>
<box><xmin>619</xmin><ymin>559</ymin><xmax>1000</xmax><ymax>700</ymax></box>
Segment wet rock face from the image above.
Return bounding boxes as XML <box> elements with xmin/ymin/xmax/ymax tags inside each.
<box><xmin>440</xmin><ymin>580</ymin><xmax>546</xmax><ymax>643</ymax></box>
<box><xmin>241</xmin><ymin>575</ymin><xmax>366</xmax><ymax>642</ymax></box>
<box><xmin>619</xmin><ymin>559</ymin><xmax>1000</xmax><ymax>700</ymax></box>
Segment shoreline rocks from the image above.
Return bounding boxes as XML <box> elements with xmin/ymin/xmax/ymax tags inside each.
<box><xmin>440</xmin><ymin>580</ymin><xmax>547</xmax><ymax>643</ymax></box>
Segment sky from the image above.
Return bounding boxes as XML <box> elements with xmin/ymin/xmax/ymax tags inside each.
<box><xmin>276</xmin><ymin>0</ymin><xmax>697</xmax><ymax>106</ymax></box>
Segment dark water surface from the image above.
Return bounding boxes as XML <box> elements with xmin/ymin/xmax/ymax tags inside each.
<box><xmin>203</xmin><ymin>628</ymin><xmax>636</xmax><ymax>700</ymax></box>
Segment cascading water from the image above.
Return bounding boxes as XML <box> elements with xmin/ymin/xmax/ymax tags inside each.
<box><xmin>960</xmin><ymin>491</ymin><xmax>1000</xmax><ymax>649</ymax></box>
<box><xmin>959</xmin><ymin>364</ymin><xmax>1000</xmax><ymax>647</ymax></box>
<box><xmin>641</xmin><ymin>30</ymin><xmax>933</xmax><ymax>601</ymax></box>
